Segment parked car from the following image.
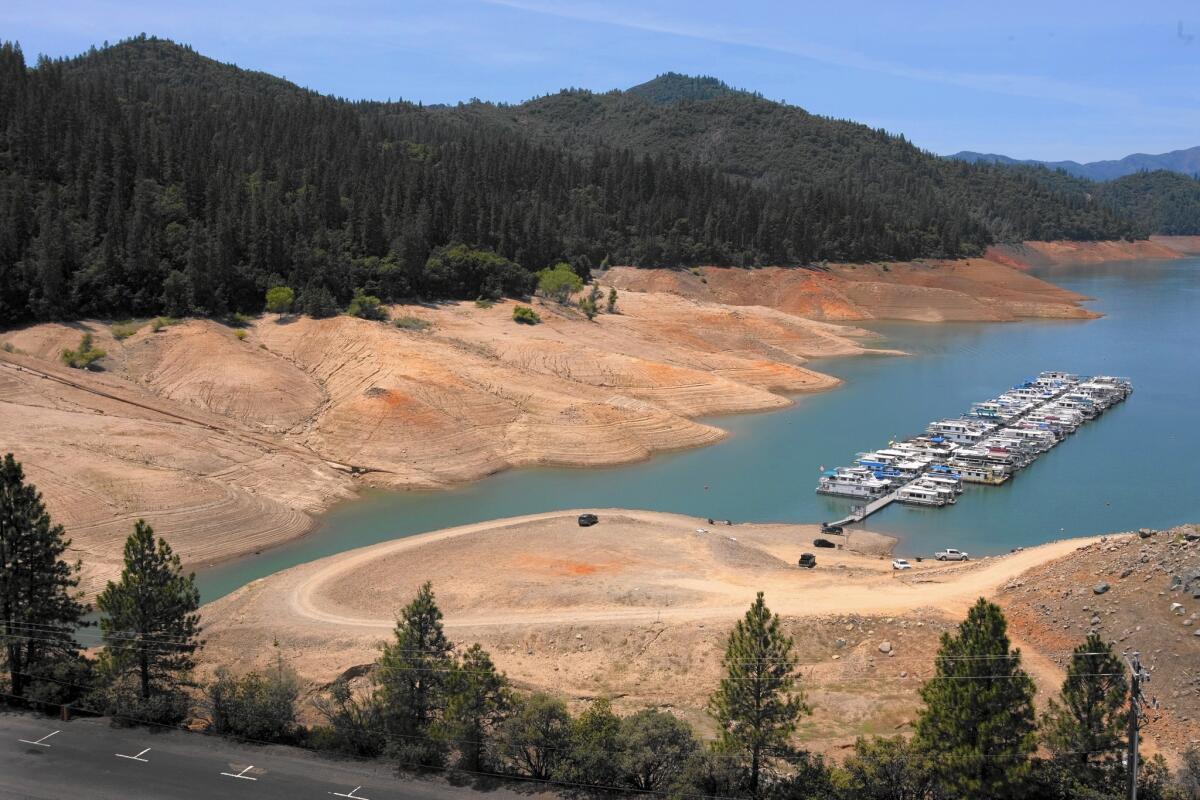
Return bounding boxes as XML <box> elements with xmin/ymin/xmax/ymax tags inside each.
<box><xmin>798</xmin><ymin>553</ymin><xmax>817</xmax><ymax>569</ymax></box>
<box><xmin>577</xmin><ymin>513</ymin><xmax>598</xmax><ymax>527</ymax></box>
<box><xmin>813</xmin><ymin>538</ymin><xmax>836</xmax><ymax>548</ymax></box>
<box><xmin>935</xmin><ymin>548</ymin><xmax>969</xmax><ymax>561</ymax></box>
<box><xmin>892</xmin><ymin>558</ymin><xmax>912</xmax><ymax>570</ymax></box>
<box><xmin>820</xmin><ymin>522</ymin><xmax>844</xmax><ymax>535</ymax></box>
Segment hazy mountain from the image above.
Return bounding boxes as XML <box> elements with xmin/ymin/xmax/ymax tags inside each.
<box><xmin>950</xmin><ymin>147</ymin><xmax>1200</xmax><ymax>182</ymax></box>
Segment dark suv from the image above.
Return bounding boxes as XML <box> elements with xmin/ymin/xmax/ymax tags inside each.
<box><xmin>798</xmin><ymin>553</ymin><xmax>817</xmax><ymax>569</ymax></box>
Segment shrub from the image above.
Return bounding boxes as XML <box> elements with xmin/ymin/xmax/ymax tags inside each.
<box><xmin>207</xmin><ymin>657</ymin><xmax>301</xmax><ymax>743</ymax></box>
<box><xmin>111</xmin><ymin>322</ymin><xmax>138</xmax><ymax>340</ymax></box>
<box><xmin>393</xmin><ymin>316</ymin><xmax>432</xmax><ymax>332</ymax></box>
<box><xmin>91</xmin><ymin>674</ymin><xmax>192</xmax><ymax>727</ymax></box>
<box><xmin>300</xmin><ymin>286</ymin><xmax>339</xmax><ymax>319</ymax></box>
<box><xmin>265</xmin><ymin>286</ymin><xmax>295</xmax><ymax>314</ymax></box>
<box><xmin>347</xmin><ymin>290</ymin><xmax>388</xmax><ymax>321</ymax></box>
<box><xmin>580</xmin><ymin>284</ymin><xmax>601</xmax><ymax>320</ymax></box>
<box><xmin>424</xmin><ymin>244</ymin><xmax>533</xmax><ymax>300</ymax></box>
<box><xmin>512</xmin><ymin>306</ymin><xmax>541</xmax><ymax>325</ymax></box>
<box><xmin>228</xmin><ymin>312</ymin><xmax>255</xmax><ymax>328</ymax></box>
<box><xmin>311</xmin><ymin>678</ymin><xmax>386</xmax><ymax>757</ymax></box>
<box><xmin>150</xmin><ymin>316</ymin><xmax>178</xmax><ymax>332</ymax></box>
<box><xmin>474</xmin><ymin>297</ymin><xmax>494</xmax><ymax>309</ymax></box>
<box><xmin>496</xmin><ymin>693</ymin><xmax>572</xmax><ymax>779</ymax></box>
<box><xmin>536</xmin><ymin>263</ymin><xmax>583</xmax><ymax>304</ymax></box>
<box><xmin>60</xmin><ymin>333</ymin><xmax>106</xmax><ymax>369</ymax></box>
<box><xmin>606</xmin><ymin>287</ymin><xmax>618</xmax><ymax>313</ymax></box>
<box><xmin>234</xmin><ymin>329</ymin><xmax>247</xmax><ymax>341</ymax></box>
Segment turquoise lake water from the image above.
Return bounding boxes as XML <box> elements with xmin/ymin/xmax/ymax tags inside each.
<box><xmin>197</xmin><ymin>258</ymin><xmax>1200</xmax><ymax>602</ymax></box>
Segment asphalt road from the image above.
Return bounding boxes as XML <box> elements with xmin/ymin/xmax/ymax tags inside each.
<box><xmin>0</xmin><ymin>713</ymin><xmax>538</xmax><ymax>800</ymax></box>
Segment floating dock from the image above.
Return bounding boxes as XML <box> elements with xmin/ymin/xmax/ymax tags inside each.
<box><xmin>818</xmin><ymin>372</ymin><xmax>1132</xmax><ymax>526</ymax></box>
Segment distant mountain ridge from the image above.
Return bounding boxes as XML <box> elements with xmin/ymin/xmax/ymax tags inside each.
<box><xmin>949</xmin><ymin>146</ymin><xmax>1200</xmax><ymax>182</ymax></box>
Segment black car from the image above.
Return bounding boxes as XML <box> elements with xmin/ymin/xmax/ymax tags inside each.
<box><xmin>577</xmin><ymin>513</ymin><xmax>599</xmax><ymax>527</ymax></box>
<box><xmin>813</xmin><ymin>538</ymin><xmax>836</xmax><ymax>548</ymax></box>
<box><xmin>798</xmin><ymin>553</ymin><xmax>816</xmax><ymax>569</ymax></box>
<box><xmin>820</xmin><ymin>522</ymin><xmax>844</xmax><ymax>535</ymax></box>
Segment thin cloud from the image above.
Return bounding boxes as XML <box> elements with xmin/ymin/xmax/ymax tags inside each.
<box><xmin>480</xmin><ymin>0</ymin><xmax>1141</xmax><ymax>111</ymax></box>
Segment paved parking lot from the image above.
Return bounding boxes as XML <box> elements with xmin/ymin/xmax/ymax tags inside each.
<box><xmin>0</xmin><ymin>713</ymin><xmax>533</xmax><ymax>800</ymax></box>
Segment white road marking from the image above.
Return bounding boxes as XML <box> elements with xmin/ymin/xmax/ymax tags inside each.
<box><xmin>115</xmin><ymin>747</ymin><xmax>151</xmax><ymax>762</ymax></box>
<box><xmin>18</xmin><ymin>730</ymin><xmax>60</xmax><ymax>747</ymax></box>
<box><xmin>220</xmin><ymin>764</ymin><xmax>258</xmax><ymax>781</ymax></box>
<box><xmin>330</xmin><ymin>788</ymin><xmax>369</xmax><ymax>800</ymax></box>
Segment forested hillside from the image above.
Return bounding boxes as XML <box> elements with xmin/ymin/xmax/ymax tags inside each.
<box><xmin>1093</xmin><ymin>171</ymin><xmax>1200</xmax><ymax>235</ymax></box>
<box><xmin>0</xmin><ymin>38</ymin><xmax>1189</xmax><ymax>324</ymax></box>
<box><xmin>452</xmin><ymin>74</ymin><xmax>1151</xmax><ymax>244</ymax></box>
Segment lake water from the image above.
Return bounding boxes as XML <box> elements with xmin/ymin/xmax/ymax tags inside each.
<box><xmin>198</xmin><ymin>258</ymin><xmax>1200</xmax><ymax>602</ymax></box>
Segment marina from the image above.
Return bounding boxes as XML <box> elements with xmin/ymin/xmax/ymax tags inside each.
<box><xmin>817</xmin><ymin>372</ymin><xmax>1132</xmax><ymax>526</ymax></box>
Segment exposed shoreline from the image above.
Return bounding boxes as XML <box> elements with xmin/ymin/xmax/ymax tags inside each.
<box><xmin>199</xmin><ymin>508</ymin><xmax>1117</xmax><ymax>751</ymax></box>
<box><xmin>0</xmin><ymin>239</ymin><xmax>1187</xmax><ymax>595</ymax></box>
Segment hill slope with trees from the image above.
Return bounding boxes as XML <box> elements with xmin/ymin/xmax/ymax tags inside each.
<box><xmin>0</xmin><ymin>39</ymin><xmax>1194</xmax><ymax>325</ymax></box>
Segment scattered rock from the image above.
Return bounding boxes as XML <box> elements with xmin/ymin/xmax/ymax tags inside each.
<box><xmin>1171</xmin><ymin>603</ymin><xmax>1185</xmax><ymax>615</ymax></box>
<box><xmin>1093</xmin><ymin>583</ymin><xmax>1110</xmax><ymax>595</ymax></box>
<box><xmin>878</xmin><ymin>641</ymin><xmax>892</xmax><ymax>654</ymax></box>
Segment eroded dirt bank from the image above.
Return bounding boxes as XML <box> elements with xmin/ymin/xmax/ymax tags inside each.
<box><xmin>603</xmin><ymin>256</ymin><xmax>1099</xmax><ymax>322</ymax></box>
<box><xmin>0</xmin><ymin>292</ymin><xmax>877</xmax><ymax>593</ymax></box>
<box><xmin>987</xmin><ymin>238</ymin><xmax>1190</xmax><ymax>269</ymax></box>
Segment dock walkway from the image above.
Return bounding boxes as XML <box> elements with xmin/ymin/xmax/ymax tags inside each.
<box><xmin>828</xmin><ymin>490</ymin><xmax>898</xmax><ymax>527</ymax></box>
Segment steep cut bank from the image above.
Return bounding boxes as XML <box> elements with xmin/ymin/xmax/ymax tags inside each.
<box><xmin>986</xmin><ymin>238</ymin><xmax>1188</xmax><ymax>269</ymax></box>
<box><xmin>603</xmin><ymin>256</ymin><xmax>1098</xmax><ymax>322</ymax></box>
<box><xmin>0</xmin><ymin>292</ymin><xmax>877</xmax><ymax>594</ymax></box>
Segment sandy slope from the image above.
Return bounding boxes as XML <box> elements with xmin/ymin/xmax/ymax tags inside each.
<box><xmin>0</xmin><ymin>295</ymin><xmax>877</xmax><ymax>592</ymax></box>
<box><xmin>987</xmin><ymin>238</ymin><xmax>1188</xmax><ymax>269</ymax></box>
<box><xmin>200</xmin><ymin>509</ymin><xmax>1103</xmax><ymax>749</ymax></box>
<box><xmin>603</xmin><ymin>256</ymin><xmax>1099</xmax><ymax>322</ymax></box>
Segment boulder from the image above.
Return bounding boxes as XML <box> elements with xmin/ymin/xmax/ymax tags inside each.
<box><xmin>1093</xmin><ymin>583</ymin><xmax>1110</xmax><ymax>595</ymax></box>
<box><xmin>878</xmin><ymin>641</ymin><xmax>893</xmax><ymax>654</ymax></box>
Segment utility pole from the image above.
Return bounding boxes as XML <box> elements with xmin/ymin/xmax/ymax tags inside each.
<box><xmin>1126</xmin><ymin>652</ymin><xmax>1151</xmax><ymax>800</ymax></box>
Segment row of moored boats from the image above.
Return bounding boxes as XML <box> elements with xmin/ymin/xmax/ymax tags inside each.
<box><xmin>815</xmin><ymin>372</ymin><xmax>1132</xmax><ymax>508</ymax></box>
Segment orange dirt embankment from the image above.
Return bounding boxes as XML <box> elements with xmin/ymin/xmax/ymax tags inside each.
<box><xmin>604</xmin><ymin>258</ymin><xmax>1098</xmax><ymax>323</ymax></box>
<box><xmin>0</xmin><ymin>294</ymin><xmax>881</xmax><ymax>594</ymax></box>
<box><xmin>987</xmin><ymin>239</ymin><xmax>1187</xmax><ymax>270</ymax></box>
<box><xmin>1151</xmin><ymin>235</ymin><xmax>1200</xmax><ymax>255</ymax></box>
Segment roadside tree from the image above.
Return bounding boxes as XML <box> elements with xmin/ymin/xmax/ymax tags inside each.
<box><xmin>914</xmin><ymin>598</ymin><xmax>1037</xmax><ymax>799</ymax></box>
<box><xmin>708</xmin><ymin>591</ymin><xmax>810</xmax><ymax>799</ymax></box>
<box><xmin>0</xmin><ymin>453</ymin><xmax>88</xmax><ymax>702</ymax></box>
<box><xmin>95</xmin><ymin>521</ymin><xmax>202</xmax><ymax>724</ymax></box>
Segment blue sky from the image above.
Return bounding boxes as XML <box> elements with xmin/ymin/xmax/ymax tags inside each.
<box><xmin>4</xmin><ymin>0</ymin><xmax>1199</xmax><ymax>161</ymax></box>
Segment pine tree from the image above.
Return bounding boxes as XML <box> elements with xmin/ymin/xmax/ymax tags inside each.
<box><xmin>442</xmin><ymin>642</ymin><xmax>510</xmax><ymax>772</ymax></box>
<box><xmin>1041</xmin><ymin>633</ymin><xmax>1127</xmax><ymax>784</ymax></box>
<box><xmin>374</xmin><ymin>581</ymin><xmax>453</xmax><ymax>767</ymax></box>
<box><xmin>95</xmin><ymin>520</ymin><xmax>202</xmax><ymax>723</ymax></box>
<box><xmin>915</xmin><ymin>598</ymin><xmax>1037</xmax><ymax>799</ymax></box>
<box><xmin>0</xmin><ymin>453</ymin><xmax>88</xmax><ymax>700</ymax></box>
<box><xmin>708</xmin><ymin>592</ymin><xmax>809</xmax><ymax>798</ymax></box>
<box><xmin>606</xmin><ymin>286</ymin><xmax>618</xmax><ymax>313</ymax></box>
<box><xmin>559</xmin><ymin>697</ymin><xmax>622</xmax><ymax>786</ymax></box>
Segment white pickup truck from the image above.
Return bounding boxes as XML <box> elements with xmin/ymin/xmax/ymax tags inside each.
<box><xmin>935</xmin><ymin>548</ymin><xmax>969</xmax><ymax>561</ymax></box>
